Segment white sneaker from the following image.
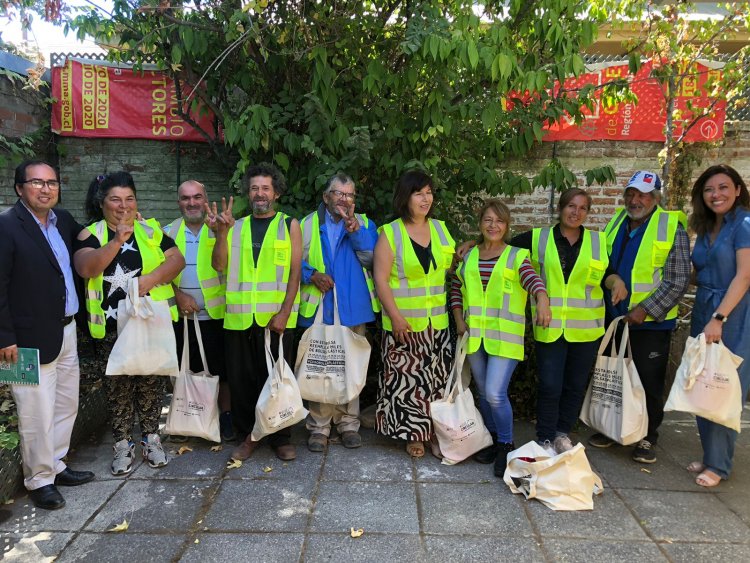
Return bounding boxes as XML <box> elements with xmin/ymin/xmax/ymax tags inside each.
<box><xmin>553</xmin><ymin>434</ymin><xmax>574</xmax><ymax>454</ymax></box>
<box><xmin>141</xmin><ymin>434</ymin><xmax>169</xmax><ymax>468</ymax></box>
<box><xmin>537</xmin><ymin>439</ymin><xmax>557</xmax><ymax>457</ymax></box>
<box><xmin>111</xmin><ymin>439</ymin><xmax>135</xmax><ymax>476</ymax></box>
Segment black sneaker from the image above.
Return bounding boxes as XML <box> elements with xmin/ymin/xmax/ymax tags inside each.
<box><xmin>220</xmin><ymin>411</ymin><xmax>236</xmax><ymax>442</ymax></box>
<box><xmin>632</xmin><ymin>439</ymin><xmax>656</xmax><ymax>464</ymax></box>
<box><xmin>588</xmin><ymin>433</ymin><xmax>616</xmax><ymax>448</ymax></box>
<box><xmin>493</xmin><ymin>442</ymin><xmax>515</xmax><ymax>477</ymax></box>
<box><xmin>474</xmin><ymin>443</ymin><xmax>497</xmax><ymax>464</ymax></box>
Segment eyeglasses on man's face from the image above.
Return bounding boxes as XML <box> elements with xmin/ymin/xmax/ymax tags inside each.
<box><xmin>23</xmin><ymin>179</ymin><xmax>61</xmax><ymax>190</ymax></box>
<box><xmin>329</xmin><ymin>189</ymin><xmax>356</xmax><ymax>201</ymax></box>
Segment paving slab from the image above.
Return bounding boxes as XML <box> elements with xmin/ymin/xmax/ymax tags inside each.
<box><xmin>526</xmin><ymin>488</ymin><xmax>649</xmax><ymax>541</ymax></box>
<box><xmin>322</xmin><ymin>443</ymin><xmax>413</xmax><ymax>482</ymax></box>
<box><xmin>0</xmin><ymin>481</ymin><xmax>121</xmax><ymax>533</ymax></box>
<box><xmin>131</xmin><ymin>443</ymin><xmax>227</xmax><ymax>480</ymax></box>
<box><xmin>619</xmin><ymin>489</ymin><xmax>750</xmax><ymax>543</ymax></box>
<box><xmin>84</xmin><ymin>480</ymin><xmax>214</xmax><ymax>532</ymax></box>
<box><xmin>418</xmin><ymin>483</ymin><xmax>532</xmax><ymax>536</ymax></box>
<box><xmin>423</xmin><ymin>535</ymin><xmax>546</xmax><ymax>562</ymax></box>
<box><xmin>311</xmin><ymin>482</ymin><xmax>419</xmax><ymax>534</ymax></box>
<box><xmin>202</xmin><ymin>480</ymin><xmax>314</xmax><ymax>532</ymax></box>
<box><xmin>661</xmin><ymin>541</ymin><xmax>750</xmax><ymax>560</ymax></box>
<box><xmin>221</xmin><ymin>443</ymin><xmax>324</xmax><ymax>486</ymax></box>
<box><xmin>55</xmin><ymin>531</ymin><xmax>185</xmax><ymax>562</ymax></box>
<box><xmin>414</xmin><ymin>455</ymin><xmax>496</xmax><ymax>484</ymax></box>
<box><xmin>0</xmin><ymin>531</ymin><xmax>73</xmax><ymax>562</ymax></box>
<box><xmin>542</xmin><ymin>538</ymin><xmax>667</xmax><ymax>562</ymax></box>
<box><xmin>304</xmin><ymin>533</ymin><xmax>425</xmax><ymax>563</ymax></box>
<box><xmin>716</xmin><ymin>492</ymin><xmax>750</xmax><ymax>526</ymax></box>
<box><xmin>181</xmin><ymin>532</ymin><xmax>305</xmax><ymax>562</ymax></box>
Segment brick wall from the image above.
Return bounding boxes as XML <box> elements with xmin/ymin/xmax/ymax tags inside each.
<box><xmin>57</xmin><ymin>138</ymin><xmax>236</xmax><ymax>225</ymax></box>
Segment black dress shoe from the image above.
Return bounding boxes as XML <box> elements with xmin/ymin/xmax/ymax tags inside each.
<box><xmin>55</xmin><ymin>468</ymin><xmax>95</xmax><ymax>486</ymax></box>
<box><xmin>28</xmin><ymin>485</ymin><xmax>65</xmax><ymax>510</ymax></box>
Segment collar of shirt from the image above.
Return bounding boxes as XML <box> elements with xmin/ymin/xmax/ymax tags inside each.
<box><xmin>626</xmin><ymin>207</ymin><xmax>657</xmax><ymax>238</ymax></box>
<box><xmin>183</xmin><ymin>223</ymin><xmax>204</xmax><ymax>242</ymax></box>
<box><xmin>552</xmin><ymin>223</ymin><xmax>584</xmax><ymax>247</ymax></box>
<box><xmin>21</xmin><ymin>200</ymin><xmax>57</xmax><ymax>228</ymax></box>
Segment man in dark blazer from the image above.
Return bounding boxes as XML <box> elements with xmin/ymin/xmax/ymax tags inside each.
<box><xmin>0</xmin><ymin>160</ymin><xmax>95</xmax><ymax>510</ymax></box>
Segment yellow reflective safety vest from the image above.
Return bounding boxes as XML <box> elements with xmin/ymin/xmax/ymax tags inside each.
<box><xmin>299</xmin><ymin>210</ymin><xmax>380</xmax><ymax>317</ymax></box>
<box><xmin>604</xmin><ymin>207</ymin><xmax>687</xmax><ymax>322</ymax></box>
<box><xmin>457</xmin><ymin>245</ymin><xmax>529</xmax><ymax>360</ymax></box>
<box><xmin>531</xmin><ymin>227</ymin><xmax>607</xmax><ymax>343</ymax></box>
<box><xmin>164</xmin><ymin>219</ymin><xmax>226</xmax><ymax>319</ymax></box>
<box><xmin>223</xmin><ymin>212</ymin><xmax>299</xmax><ymax>330</ymax></box>
<box><xmin>380</xmin><ymin>218</ymin><xmax>455</xmax><ymax>332</ymax></box>
<box><xmin>85</xmin><ymin>218</ymin><xmax>178</xmax><ymax>339</ymax></box>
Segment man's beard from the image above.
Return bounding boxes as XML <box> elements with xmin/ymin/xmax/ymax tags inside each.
<box><xmin>252</xmin><ymin>199</ymin><xmax>271</xmax><ymax>213</ymax></box>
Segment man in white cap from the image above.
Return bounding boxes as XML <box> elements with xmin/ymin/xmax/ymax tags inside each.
<box><xmin>588</xmin><ymin>170</ymin><xmax>690</xmax><ymax>464</ymax></box>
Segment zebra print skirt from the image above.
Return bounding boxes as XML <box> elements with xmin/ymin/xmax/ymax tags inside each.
<box><xmin>375</xmin><ymin>326</ymin><xmax>454</xmax><ymax>441</ymax></box>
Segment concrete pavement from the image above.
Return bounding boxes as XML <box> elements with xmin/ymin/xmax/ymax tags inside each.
<box><xmin>2</xmin><ymin>410</ymin><xmax>750</xmax><ymax>562</ymax></box>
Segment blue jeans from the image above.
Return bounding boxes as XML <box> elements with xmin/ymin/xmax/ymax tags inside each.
<box><xmin>535</xmin><ymin>337</ymin><xmax>599</xmax><ymax>442</ymax></box>
<box><xmin>467</xmin><ymin>345</ymin><xmax>518</xmax><ymax>444</ymax></box>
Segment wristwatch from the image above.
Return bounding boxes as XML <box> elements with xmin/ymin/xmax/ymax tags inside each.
<box><xmin>711</xmin><ymin>312</ymin><xmax>728</xmax><ymax>323</ymax></box>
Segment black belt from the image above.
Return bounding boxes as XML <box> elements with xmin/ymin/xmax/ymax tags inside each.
<box><xmin>62</xmin><ymin>315</ymin><xmax>74</xmax><ymax>326</ymax></box>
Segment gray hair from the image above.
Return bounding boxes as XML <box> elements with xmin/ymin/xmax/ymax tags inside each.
<box><xmin>325</xmin><ymin>172</ymin><xmax>355</xmax><ymax>193</ymax></box>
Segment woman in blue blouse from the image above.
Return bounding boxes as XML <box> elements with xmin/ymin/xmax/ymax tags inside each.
<box><xmin>688</xmin><ymin>164</ymin><xmax>750</xmax><ymax>487</ymax></box>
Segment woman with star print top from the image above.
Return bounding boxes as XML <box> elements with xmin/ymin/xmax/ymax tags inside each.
<box><xmin>73</xmin><ymin>172</ymin><xmax>184</xmax><ymax>477</ymax></box>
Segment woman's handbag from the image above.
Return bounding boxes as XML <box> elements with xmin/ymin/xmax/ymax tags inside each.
<box><xmin>665</xmin><ymin>334</ymin><xmax>744</xmax><ymax>432</ymax></box>
<box><xmin>295</xmin><ymin>288</ymin><xmax>371</xmax><ymax>405</ymax></box>
<box><xmin>503</xmin><ymin>441</ymin><xmax>604</xmax><ymax>511</ymax></box>
<box><xmin>164</xmin><ymin>315</ymin><xmax>221</xmax><ymax>442</ymax></box>
<box><xmin>430</xmin><ymin>334</ymin><xmax>493</xmax><ymax>465</ymax></box>
<box><xmin>106</xmin><ymin>278</ymin><xmax>179</xmax><ymax>377</ymax></box>
<box><xmin>251</xmin><ymin>329</ymin><xmax>308</xmax><ymax>441</ymax></box>
<box><xmin>579</xmin><ymin>316</ymin><xmax>648</xmax><ymax>445</ymax></box>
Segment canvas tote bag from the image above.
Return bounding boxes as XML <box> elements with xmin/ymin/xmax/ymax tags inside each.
<box><xmin>579</xmin><ymin>316</ymin><xmax>648</xmax><ymax>445</ymax></box>
<box><xmin>251</xmin><ymin>329</ymin><xmax>308</xmax><ymax>441</ymax></box>
<box><xmin>665</xmin><ymin>334</ymin><xmax>744</xmax><ymax>432</ymax></box>
<box><xmin>430</xmin><ymin>334</ymin><xmax>493</xmax><ymax>465</ymax></box>
<box><xmin>503</xmin><ymin>441</ymin><xmax>604</xmax><ymax>511</ymax></box>
<box><xmin>106</xmin><ymin>277</ymin><xmax>179</xmax><ymax>376</ymax></box>
<box><xmin>164</xmin><ymin>315</ymin><xmax>221</xmax><ymax>442</ymax></box>
<box><xmin>295</xmin><ymin>288</ymin><xmax>370</xmax><ymax>405</ymax></box>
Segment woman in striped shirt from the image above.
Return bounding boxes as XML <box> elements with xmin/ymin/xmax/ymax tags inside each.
<box><xmin>451</xmin><ymin>199</ymin><xmax>551</xmax><ymax>476</ymax></box>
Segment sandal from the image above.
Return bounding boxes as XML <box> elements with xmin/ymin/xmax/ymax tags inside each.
<box><xmin>687</xmin><ymin>461</ymin><xmax>705</xmax><ymax>473</ymax></box>
<box><xmin>695</xmin><ymin>469</ymin><xmax>722</xmax><ymax>488</ymax></box>
<box><xmin>429</xmin><ymin>436</ymin><xmax>443</xmax><ymax>460</ymax></box>
<box><xmin>406</xmin><ymin>440</ymin><xmax>425</xmax><ymax>458</ymax></box>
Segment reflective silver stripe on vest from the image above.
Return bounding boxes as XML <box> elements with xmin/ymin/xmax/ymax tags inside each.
<box><xmin>590</xmin><ymin>229</ymin><xmax>601</xmax><ymax>260</ymax></box>
<box><xmin>547</xmin><ymin>319</ymin><xmax>563</xmax><ymax>328</ymax></box>
<box><xmin>167</xmin><ymin>297</ymin><xmax>176</xmax><ymax>308</ymax></box>
<box><xmin>536</xmin><ymin>227</ymin><xmax>551</xmax><ymax>286</ymax></box>
<box><xmin>549</xmin><ymin>297</ymin><xmax>565</xmax><ymax>307</ymax></box>
<box><xmin>89</xmin><ymin>314</ymin><xmax>105</xmax><ymax>325</ymax></box>
<box><xmin>391</xmin><ymin>285</ymin><xmax>445</xmax><ymax>298</ymax></box>
<box><xmin>657</xmin><ymin>210</ymin><xmax>669</xmax><ymax>241</ymax></box>
<box><xmin>87</xmin><ymin>289</ymin><xmax>102</xmax><ymax>300</ymax></box>
<box><xmin>226</xmin><ymin>214</ymin><xmax>289</xmax><ymax>293</ymax></box>
<box><xmin>139</xmin><ymin>220</ymin><xmax>154</xmax><ymax>237</ymax></box>
<box><xmin>634</xmin><ymin>211</ymin><xmax>672</xmax><ymax>294</ymax></box>
<box><xmin>566</xmin><ymin>318</ymin><xmax>604</xmax><ymax>329</ymax></box>
<box><xmin>202</xmin><ymin>277</ymin><xmax>222</xmax><ymax>289</ymax></box>
<box><xmin>166</xmin><ymin>218</ymin><xmax>183</xmax><ymax>237</ymax></box>
<box><xmin>301</xmin><ymin>212</ymin><xmax>315</xmax><ymax>261</ymax></box>
<box><xmin>633</xmin><ymin>269</ymin><xmax>661</xmax><ymax>293</ymax></box>
<box><xmin>465</xmin><ymin>306</ymin><xmax>525</xmax><ymax>324</ymax></box>
<box><xmin>205</xmin><ymin>296</ymin><xmax>226</xmax><ymax>309</ymax></box>
<box><xmin>468</xmin><ymin>327</ymin><xmax>525</xmax><ymax>346</ymax></box>
<box><xmin>430</xmin><ymin>218</ymin><xmax>450</xmax><ymax>246</ymax></box>
<box><xmin>398</xmin><ymin>305</ymin><xmax>446</xmax><ymax>318</ymax></box>
<box><xmin>391</xmin><ymin>222</ymin><xmax>407</xmax><ymax>280</ymax></box>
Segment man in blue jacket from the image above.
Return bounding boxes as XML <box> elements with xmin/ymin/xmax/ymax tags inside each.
<box><xmin>298</xmin><ymin>173</ymin><xmax>379</xmax><ymax>452</ymax></box>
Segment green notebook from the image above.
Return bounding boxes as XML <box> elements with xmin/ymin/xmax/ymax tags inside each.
<box><xmin>0</xmin><ymin>348</ymin><xmax>40</xmax><ymax>386</ymax></box>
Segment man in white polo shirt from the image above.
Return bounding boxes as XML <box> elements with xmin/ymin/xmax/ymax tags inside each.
<box><xmin>164</xmin><ymin>180</ymin><xmax>233</xmax><ymax>441</ymax></box>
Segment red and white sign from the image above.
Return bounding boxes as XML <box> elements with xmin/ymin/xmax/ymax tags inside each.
<box><xmin>543</xmin><ymin>59</ymin><xmax>726</xmax><ymax>142</ymax></box>
<box><xmin>51</xmin><ymin>59</ymin><xmax>215</xmax><ymax>142</ymax></box>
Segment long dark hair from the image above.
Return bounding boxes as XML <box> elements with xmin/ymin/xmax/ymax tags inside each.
<box><xmin>85</xmin><ymin>171</ymin><xmax>137</xmax><ymax>222</ymax></box>
<box><xmin>392</xmin><ymin>169</ymin><xmax>434</xmax><ymax>221</ymax></box>
<box><xmin>689</xmin><ymin>164</ymin><xmax>750</xmax><ymax>237</ymax></box>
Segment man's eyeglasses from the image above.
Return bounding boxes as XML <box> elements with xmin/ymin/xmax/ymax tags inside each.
<box><xmin>23</xmin><ymin>179</ymin><xmax>61</xmax><ymax>190</ymax></box>
<box><xmin>329</xmin><ymin>189</ymin><xmax>356</xmax><ymax>201</ymax></box>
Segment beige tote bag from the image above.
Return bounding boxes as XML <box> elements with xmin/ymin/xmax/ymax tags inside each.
<box><xmin>503</xmin><ymin>441</ymin><xmax>604</xmax><ymax>511</ymax></box>
<box><xmin>165</xmin><ymin>315</ymin><xmax>221</xmax><ymax>442</ymax></box>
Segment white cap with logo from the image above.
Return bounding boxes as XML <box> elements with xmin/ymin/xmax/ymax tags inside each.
<box><xmin>625</xmin><ymin>170</ymin><xmax>662</xmax><ymax>193</ymax></box>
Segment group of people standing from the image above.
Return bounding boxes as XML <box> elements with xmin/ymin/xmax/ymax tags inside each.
<box><xmin>1</xmin><ymin>158</ymin><xmax>748</xmax><ymax>512</ymax></box>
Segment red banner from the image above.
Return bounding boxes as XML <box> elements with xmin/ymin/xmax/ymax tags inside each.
<box><xmin>51</xmin><ymin>59</ymin><xmax>215</xmax><ymax>142</ymax></box>
<box><xmin>543</xmin><ymin>60</ymin><xmax>725</xmax><ymax>142</ymax></box>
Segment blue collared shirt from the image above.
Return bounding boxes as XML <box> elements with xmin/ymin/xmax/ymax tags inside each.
<box><xmin>325</xmin><ymin>209</ymin><xmax>345</xmax><ymax>260</ymax></box>
<box><xmin>22</xmin><ymin>202</ymin><xmax>79</xmax><ymax>316</ymax></box>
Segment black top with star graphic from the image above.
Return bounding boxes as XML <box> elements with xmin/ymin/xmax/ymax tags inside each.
<box><xmin>76</xmin><ymin>226</ymin><xmax>176</xmax><ymax>333</ymax></box>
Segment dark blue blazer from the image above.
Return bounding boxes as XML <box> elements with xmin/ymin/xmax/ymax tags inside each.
<box><xmin>0</xmin><ymin>201</ymin><xmax>82</xmax><ymax>363</ymax></box>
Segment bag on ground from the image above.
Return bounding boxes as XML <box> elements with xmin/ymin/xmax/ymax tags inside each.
<box><xmin>295</xmin><ymin>288</ymin><xmax>371</xmax><ymax>405</ymax></box>
<box><xmin>106</xmin><ymin>277</ymin><xmax>179</xmax><ymax>377</ymax></box>
<box><xmin>579</xmin><ymin>316</ymin><xmax>648</xmax><ymax>445</ymax></box>
<box><xmin>503</xmin><ymin>441</ymin><xmax>604</xmax><ymax>511</ymax></box>
<box><xmin>252</xmin><ymin>329</ymin><xmax>308</xmax><ymax>441</ymax></box>
<box><xmin>665</xmin><ymin>334</ymin><xmax>744</xmax><ymax>432</ymax></box>
<box><xmin>164</xmin><ymin>315</ymin><xmax>220</xmax><ymax>442</ymax></box>
<box><xmin>430</xmin><ymin>333</ymin><xmax>493</xmax><ymax>465</ymax></box>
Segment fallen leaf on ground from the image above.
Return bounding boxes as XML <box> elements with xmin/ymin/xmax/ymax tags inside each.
<box><xmin>640</xmin><ymin>468</ymin><xmax>651</xmax><ymax>474</ymax></box>
<box><xmin>350</xmin><ymin>528</ymin><xmax>364</xmax><ymax>538</ymax></box>
<box><xmin>108</xmin><ymin>519</ymin><xmax>129</xmax><ymax>532</ymax></box>
<box><xmin>177</xmin><ymin>446</ymin><xmax>193</xmax><ymax>456</ymax></box>
<box><xmin>227</xmin><ymin>459</ymin><xmax>242</xmax><ymax>469</ymax></box>
<box><xmin>4</xmin><ymin>499</ymin><xmax>14</xmax><ymax>505</ymax></box>
<box><xmin>210</xmin><ymin>445</ymin><xmax>223</xmax><ymax>452</ymax></box>
<box><xmin>194</xmin><ymin>538</ymin><xmax>200</xmax><ymax>544</ymax></box>
<box><xmin>262</xmin><ymin>466</ymin><xmax>273</xmax><ymax>473</ymax></box>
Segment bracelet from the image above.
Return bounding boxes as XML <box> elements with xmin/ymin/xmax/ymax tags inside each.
<box><xmin>711</xmin><ymin>312</ymin><xmax>728</xmax><ymax>323</ymax></box>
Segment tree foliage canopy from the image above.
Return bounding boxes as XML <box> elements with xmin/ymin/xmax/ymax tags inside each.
<box><xmin>68</xmin><ymin>0</ymin><xmax>624</xmax><ymax>225</ymax></box>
